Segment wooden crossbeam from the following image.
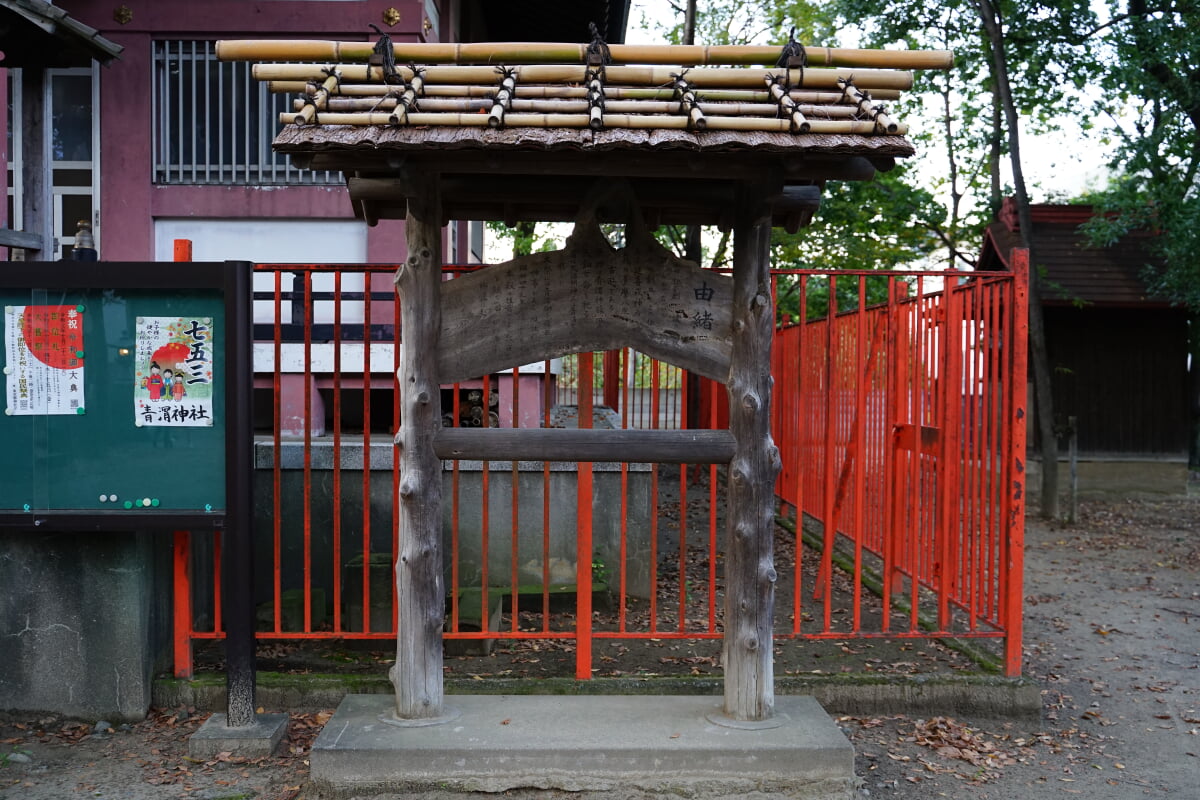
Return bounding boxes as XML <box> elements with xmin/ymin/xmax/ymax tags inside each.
<box><xmin>434</xmin><ymin>428</ymin><xmax>737</xmax><ymax>464</ymax></box>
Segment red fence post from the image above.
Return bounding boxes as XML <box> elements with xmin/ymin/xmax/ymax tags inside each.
<box><xmin>575</xmin><ymin>352</ymin><xmax>595</xmax><ymax>679</ymax></box>
<box><xmin>172</xmin><ymin>531</ymin><xmax>193</xmax><ymax>678</ymax></box>
<box><xmin>1005</xmin><ymin>250</ymin><xmax>1030</xmax><ymax>676</ymax></box>
<box><xmin>171</xmin><ymin>239</ymin><xmax>194</xmax><ymax>678</ymax></box>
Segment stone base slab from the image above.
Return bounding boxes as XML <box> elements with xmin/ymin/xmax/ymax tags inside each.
<box><xmin>310</xmin><ymin>694</ymin><xmax>855</xmax><ymax>799</ymax></box>
<box><xmin>188</xmin><ymin>712</ymin><xmax>289</xmax><ymax>759</ymax></box>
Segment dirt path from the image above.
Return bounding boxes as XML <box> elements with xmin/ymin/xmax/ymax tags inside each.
<box><xmin>843</xmin><ymin>495</ymin><xmax>1200</xmax><ymax>799</ymax></box>
<box><xmin>2</xmin><ymin>495</ymin><xmax>1197</xmax><ymax>799</ymax></box>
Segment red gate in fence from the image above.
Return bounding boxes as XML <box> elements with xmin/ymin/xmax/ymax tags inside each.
<box><xmin>173</xmin><ymin>254</ymin><xmax>1027</xmax><ymax>679</ymax></box>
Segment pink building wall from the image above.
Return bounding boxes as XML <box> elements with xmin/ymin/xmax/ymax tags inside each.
<box><xmin>67</xmin><ymin>0</ymin><xmax>435</xmax><ymax>262</ymax></box>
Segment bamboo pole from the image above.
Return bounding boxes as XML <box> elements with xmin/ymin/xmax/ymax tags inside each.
<box><xmin>277</xmin><ymin>109</ymin><xmax>907</xmax><ymax>135</ymax></box>
<box><xmin>586</xmin><ymin>68</ymin><xmax>604</xmax><ymax>130</ymax></box>
<box><xmin>673</xmin><ymin>76</ymin><xmax>706</xmax><ymax>130</ymax></box>
<box><xmin>253</xmin><ymin>63</ymin><xmax>915</xmax><ymax>91</ymax></box>
<box><xmin>766</xmin><ymin>76</ymin><xmax>809</xmax><ymax>133</ymax></box>
<box><xmin>489</xmin><ymin>70</ymin><xmax>517</xmax><ymax>128</ymax></box>
<box><xmin>270</xmin><ymin>80</ymin><xmax>903</xmax><ymax>103</ymax></box>
<box><xmin>295</xmin><ymin>96</ymin><xmax>868</xmax><ymax>117</ymax></box>
<box><xmin>218</xmin><ymin>38</ymin><xmax>953</xmax><ymax>70</ymax></box>
<box><xmin>389</xmin><ymin>72</ymin><xmax>425</xmax><ymax>124</ymax></box>
<box><xmin>294</xmin><ymin>70</ymin><xmax>341</xmax><ymax>125</ymax></box>
<box><xmin>837</xmin><ymin>78</ymin><xmax>899</xmax><ymax>134</ymax></box>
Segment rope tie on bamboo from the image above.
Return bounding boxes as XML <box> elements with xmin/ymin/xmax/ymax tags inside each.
<box><xmin>586</xmin><ymin>21</ymin><xmax>613</xmax><ymax>66</ymax></box>
<box><xmin>389</xmin><ymin>66</ymin><xmax>425</xmax><ymax>124</ymax></box>
<box><xmin>765</xmin><ymin>74</ymin><xmax>809</xmax><ymax>133</ymax></box>
<box><xmin>776</xmin><ymin>27</ymin><xmax>807</xmax><ymax>90</ymax></box>
<box><xmin>837</xmin><ymin>77</ymin><xmax>898</xmax><ymax>133</ymax></box>
<box><xmin>586</xmin><ymin>67</ymin><xmax>606</xmax><ymax>130</ymax></box>
<box><xmin>671</xmin><ymin>70</ymin><xmax>706</xmax><ymax>131</ymax></box>
<box><xmin>368</xmin><ymin>24</ymin><xmax>404</xmax><ymax>85</ymax></box>
<box><xmin>489</xmin><ymin>66</ymin><xmax>517</xmax><ymax>128</ymax></box>
<box><xmin>295</xmin><ymin>67</ymin><xmax>343</xmax><ymax>125</ymax></box>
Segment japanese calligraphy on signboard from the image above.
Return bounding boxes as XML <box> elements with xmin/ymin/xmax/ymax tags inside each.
<box><xmin>3</xmin><ymin>304</ymin><xmax>86</xmax><ymax>416</ymax></box>
<box><xmin>134</xmin><ymin>316</ymin><xmax>215</xmax><ymax>427</ymax></box>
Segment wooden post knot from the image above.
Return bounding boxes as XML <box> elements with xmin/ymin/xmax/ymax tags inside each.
<box><xmin>740</xmin><ymin>391</ymin><xmax>760</xmax><ymax>411</ymax></box>
<box><xmin>753</xmin><ymin>293</ymin><xmax>769</xmax><ymax>308</ymax></box>
<box><xmin>416</xmin><ymin>390</ymin><xmax>430</xmax><ymax>404</ymax></box>
<box><xmin>399</xmin><ymin>477</ymin><xmax>419</xmax><ymax>497</ymax></box>
<box><xmin>744</xmin><ymin>637</ymin><xmax>759</xmax><ymax>651</ymax></box>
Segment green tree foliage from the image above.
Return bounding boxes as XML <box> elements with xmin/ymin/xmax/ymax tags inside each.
<box><xmin>644</xmin><ymin>1</ymin><xmax>949</xmax><ymax>320</ymax></box>
<box><xmin>831</xmin><ymin>0</ymin><xmax>1096</xmax><ymax>253</ymax></box>
<box><xmin>1081</xmin><ymin>0</ymin><xmax>1200</xmax><ymax>310</ymax></box>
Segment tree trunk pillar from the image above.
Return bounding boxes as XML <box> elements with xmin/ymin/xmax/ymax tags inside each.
<box><xmin>391</xmin><ymin>178</ymin><xmax>446</xmax><ymax>720</ymax></box>
<box><xmin>723</xmin><ymin>200</ymin><xmax>781</xmax><ymax>722</ymax></box>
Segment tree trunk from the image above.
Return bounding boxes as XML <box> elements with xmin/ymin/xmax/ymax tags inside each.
<box><xmin>979</xmin><ymin>0</ymin><xmax>1059</xmax><ymax>519</ymax></box>
<box><xmin>391</xmin><ymin>178</ymin><xmax>447</xmax><ymax>719</ymax></box>
<box><xmin>722</xmin><ymin>195</ymin><xmax>780</xmax><ymax>722</ymax></box>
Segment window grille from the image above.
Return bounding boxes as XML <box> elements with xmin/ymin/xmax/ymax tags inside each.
<box><xmin>152</xmin><ymin>41</ymin><xmax>340</xmax><ymax>186</ymax></box>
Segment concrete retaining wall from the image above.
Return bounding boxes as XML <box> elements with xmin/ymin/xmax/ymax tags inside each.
<box><xmin>0</xmin><ymin>531</ymin><xmax>172</xmax><ymax>720</ymax></box>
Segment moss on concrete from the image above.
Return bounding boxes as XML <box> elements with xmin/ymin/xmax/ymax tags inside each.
<box><xmin>155</xmin><ymin>669</ymin><xmax>1040</xmax><ymax>721</ymax></box>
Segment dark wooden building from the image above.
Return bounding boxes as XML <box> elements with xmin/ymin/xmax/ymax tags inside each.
<box><xmin>980</xmin><ymin>199</ymin><xmax>1190</xmax><ymax>491</ymax></box>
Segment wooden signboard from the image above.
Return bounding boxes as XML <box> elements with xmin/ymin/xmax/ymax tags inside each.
<box><xmin>439</xmin><ymin>219</ymin><xmax>733</xmax><ymax>383</ymax></box>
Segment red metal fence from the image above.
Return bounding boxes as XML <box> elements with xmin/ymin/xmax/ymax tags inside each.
<box><xmin>173</xmin><ymin>256</ymin><xmax>1027</xmax><ymax>679</ymax></box>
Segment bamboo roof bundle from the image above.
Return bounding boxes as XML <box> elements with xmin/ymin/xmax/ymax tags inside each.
<box><xmin>222</xmin><ymin>36</ymin><xmax>950</xmax><ymax>145</ymax></box>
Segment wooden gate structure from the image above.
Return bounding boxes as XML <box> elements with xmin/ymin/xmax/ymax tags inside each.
<box><xmin>220</xmin><ymin>34</ymin><xmax>953</xmax><ymax>724</ymax></box>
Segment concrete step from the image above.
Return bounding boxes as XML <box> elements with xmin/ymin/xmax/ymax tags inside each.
<box><xmin>310</xmin><ymin>694</ymin><xmax>855</xmax><ymax>798</ymax></box>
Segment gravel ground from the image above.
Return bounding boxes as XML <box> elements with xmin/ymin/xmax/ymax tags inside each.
<box><xmin>2</xmin><ymin>494</ymin><xmax>1196</xmax><ymax>799</ymax></box>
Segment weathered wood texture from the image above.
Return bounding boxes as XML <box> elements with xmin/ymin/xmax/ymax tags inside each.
<box><xmin>345</xmin><ymin>174</ymin><xmax>820</xmax><ymax>230</ymax></box>
<box><xmin>21</xmin><ymin>69</ymin><xmax>53</xmax><ymax>258</ymax></box>
<box><xmin>434</xmin><ymin>428</ymin><xmax>737</xmax><ymax>464</ymax></box>
<box><xmin>437</xmin><ymin>218</ymin><xmax>733</xmax><ymax>383</ymax></box>
<box><xmin>391</xmin><ymin>181</ymin><xmax>446</xmax><ymax>720</ymax></box>
<box><xmin>723</xmin><ymin>201</ymin><xmax>781</xmax><ymax>722</ymax></box>
<box><xmin>274</xmin><ymin>124</ymin><xmax>916</xmax><ymax>159</ymax></box>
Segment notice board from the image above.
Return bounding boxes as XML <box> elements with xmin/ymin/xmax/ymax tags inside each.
<box><xmin>0</xmin><ymin>261</ymin><xmax>252</xmax><ymax>530</ymax></box>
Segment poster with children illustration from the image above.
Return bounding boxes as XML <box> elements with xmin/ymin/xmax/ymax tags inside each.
<box><xmin>134</xmin><ymin>316</ymin><xmax>215</xmax><ymax>427</ymax></box>
<box><xmin>4</xmin><ymin>304</ymin><xmax>86</xmax><ymax>415</ymax></box>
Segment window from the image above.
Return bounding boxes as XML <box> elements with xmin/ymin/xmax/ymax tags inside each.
<box><xmin>152</xmin><ymin>41</ymin><xmax>339</xmax><ymax>186</ymax></box>
<box><xmin>7</xmin><ymin>67</ymin><xmax>100</xmax><ymax>260</ymax></box>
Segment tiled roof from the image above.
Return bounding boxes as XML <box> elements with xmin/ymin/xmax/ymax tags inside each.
<box><xmin>0</xmin><ymin>0</ymin><xmax>123</xmax><ymax>67</ymax></box>
<box><xmin>982</xmin><ymin>200</ymin><xmax>1166</xmax><ymax>307</ymax></box>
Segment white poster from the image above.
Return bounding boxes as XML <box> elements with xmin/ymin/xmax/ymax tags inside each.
<box><xmin>134</xmin><ymin>316</ymin><xmax>215</xmax><ymax>427</ymax></box>
<box><xmin>4</xmin><ymin>304</ymin><xmax>86</xmax><ymax>416</ymax></box>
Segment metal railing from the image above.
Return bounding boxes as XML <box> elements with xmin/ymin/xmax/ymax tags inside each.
<box><xmin>172</xmin><ymin>260</ymin><xmax>1026</xmax><ymax>678</ymax></box>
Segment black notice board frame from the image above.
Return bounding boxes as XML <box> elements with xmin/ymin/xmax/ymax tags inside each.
<box><xmin>0</xmin><ymin>261</ymin><xmax>253</xmax><ymax>532</ymax></box>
